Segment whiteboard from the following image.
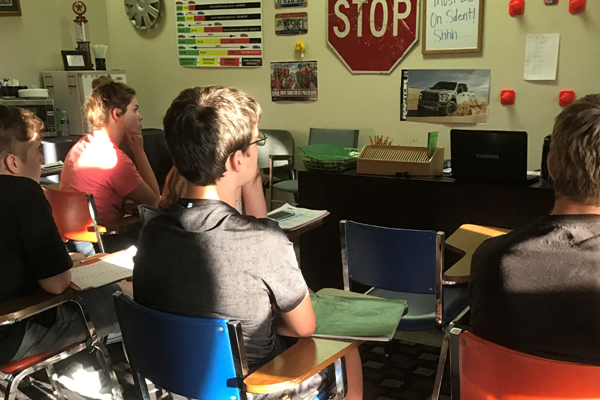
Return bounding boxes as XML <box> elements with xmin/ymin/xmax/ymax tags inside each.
<box><xmin>422</xmin><ymin>0</ymin><xmax>483</xmax><ymax>54</ymax></box>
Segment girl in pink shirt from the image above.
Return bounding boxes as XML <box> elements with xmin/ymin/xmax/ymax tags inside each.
<box><xmin>61</xmin><ymin>77</ymin><xmax>160</xmax><ymax>225</ymax></box>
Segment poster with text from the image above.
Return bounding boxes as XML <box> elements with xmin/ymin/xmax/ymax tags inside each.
<box><xmin>176</xmin><ymin>0</ymin><xmax>263</xmax><ymax>68</ymax></box>
<box><xmin>400</xmin><ymin>69</ymin><xmax>490</xmax><ymax>124</ymax></box>
<box><xmin>271</xmin><ymin>61</ymin><xmax>318</xmax><ymax>102</ymax></box>
<box><xmin>275</xmin><ymin>0</ymin><xmax>307</xmax><ymax>8</ymax></box>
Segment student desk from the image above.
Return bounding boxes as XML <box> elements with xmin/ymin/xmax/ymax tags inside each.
<box><xmin>443</xmin><ymin>224</ymin><xmax>510</xmax><ymax>283</ymax></box>
<box><xmin>298</xmin><ymin>171</ymin><xmax>555</xmax><ymax>291</ymax></box>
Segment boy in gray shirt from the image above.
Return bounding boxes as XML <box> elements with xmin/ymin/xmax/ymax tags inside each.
<box><xmin>133</xmin><ymin>86</ymin><xmax>363</xmax><ymax>399</ymax></box>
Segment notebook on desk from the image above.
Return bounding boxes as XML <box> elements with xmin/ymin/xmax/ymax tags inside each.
<box><xmin>311</xmin><ymin>288</ymin><xmax>407</xmax><ymax>341</ymax></box>
<box><xmin>451</xmin><ymin>129</ymin><xmax>539</xmax><ymax>186</ymax></box>
<box><xmin>70</xmin><ymin>246</ymin><xmax>136</xmax><ymax>290</ymax></box>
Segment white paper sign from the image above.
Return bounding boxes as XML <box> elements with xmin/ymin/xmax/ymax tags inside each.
<box><xmin>424</xmin><ymin>0</ymin><xmax>482</xmax><ymax>52</ymax></box>
<box><xmin>524</xmin><ymin>34</ymin><xmax>560</xmax><ymax>81</ymax></box>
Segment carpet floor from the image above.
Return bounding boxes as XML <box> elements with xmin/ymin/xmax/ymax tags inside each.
<box><xmin>0</xmin><ymin>339</ymin><xmax>450</xmax><ymax>400</ymax></box>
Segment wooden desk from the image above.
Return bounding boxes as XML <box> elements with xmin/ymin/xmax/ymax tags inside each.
<box><xmin>0</xmin><ymin>288</ymin><xmax>78</xmax><ymax>325</ymax></box>
<box><xmin>298</xmin><ymin>171</ymin><xmax>554</xmax><ymax>290</ymax></box>
<box><xmin>443</xmin><ymin>224</ymin><xmax>510</xmax><ymax>283</ymax></box>
<box><xmin>0</xmin><ymin>254</ymin><xmax>109</xmax><ymax>325</ymax></box>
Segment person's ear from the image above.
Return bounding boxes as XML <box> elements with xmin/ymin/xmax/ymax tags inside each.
<box><xmin>111</xmin><ymin>107</ymin><xmax>121</xmax><ymax>122</ymax></box>
<box><xmin>2</xmin><ymin>153</ymin><xmax>21</xmax><ymax>175</ymax></box>
<box><xmin>228</xmin><ymin>150</ymin><xmax>244</xmax><ymax>173</ymax></box>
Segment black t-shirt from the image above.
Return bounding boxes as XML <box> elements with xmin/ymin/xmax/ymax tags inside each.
<box><xmin>0</xmin><ymin>176</ymin><xmax>72</xmax><ymax>363</ymax></box>
<box><xmin>133</xmin><ymin>199</ymin><xmax>308</xmax><ymax>369</ymax></box>
<box><xmin>469</xmin><ymin>214</ymin><xmax>600</xmax><ymax>364</ymax></box>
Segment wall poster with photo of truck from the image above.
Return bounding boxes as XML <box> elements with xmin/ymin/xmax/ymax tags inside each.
<box><xmin>400</xmin><ymin>69</ymin><xmax>490</xmax><ymax>124</ymax></box>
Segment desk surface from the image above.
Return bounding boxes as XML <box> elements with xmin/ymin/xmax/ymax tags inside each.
<box><xmin>443</xmin><ymin>224</ymin><xmax>510</xmax><ymax>283</ymax></box>
<box><xmin>0</xmin><ymin>253</ymin><xmax>108</xmax><ymax>325</ymax></box>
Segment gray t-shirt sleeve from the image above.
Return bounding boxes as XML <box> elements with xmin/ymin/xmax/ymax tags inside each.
<box><xmin>262</xmin><ymin>230</ymin><xmax>309</xmax><ymax>313</ymax></box>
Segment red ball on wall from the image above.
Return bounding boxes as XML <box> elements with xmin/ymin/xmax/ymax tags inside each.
<box><xmin>501</xmin><ymin>90</ymin><xmax>516</xmax><ymax>105</ymax></box>
<box><xmin>569</xmin><ymin>0</ymin><xmax>586</xmax><ymax>13</ymax></box>
<box><xmin>509</xmin><ymin>0</ymin><xmax>525</xmax><ymax>16</ymax></box>
<box><xmin>559</xmin><ymin>91</ymin><xmax>576</xmax><ymax>107</ymax></box>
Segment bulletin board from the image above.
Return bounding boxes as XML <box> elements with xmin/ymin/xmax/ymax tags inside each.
<box><xmin>422</xmin><ymin>0</ymin><xmax>484</xmax><ymax>54</ymax></box>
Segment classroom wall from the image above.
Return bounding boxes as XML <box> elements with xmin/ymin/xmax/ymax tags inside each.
<box><xmin>0</xmin><ymin>0</ymin><xmax>112</xmax><ymax>88</ymax></box>
<box><xmin>8</xmin><ymin>1</ymin><xmax>599</xmax><ymax>170</ymax></box>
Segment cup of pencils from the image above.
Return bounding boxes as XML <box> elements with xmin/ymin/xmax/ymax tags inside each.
<box><xmin>370</xmin><ymin>135</ymin><xmax>394</xmax><ymax>146</ymax></box>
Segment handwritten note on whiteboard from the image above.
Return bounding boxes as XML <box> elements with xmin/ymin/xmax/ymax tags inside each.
<box><xmin>524</xmin><ymin>34</ymin><xmax>560</xmax><ymax>81</ymax></box>
<box><xmin>423</xmin><ymin>0</ymin><xmax>482</xmax><ymax>53</ymax></box>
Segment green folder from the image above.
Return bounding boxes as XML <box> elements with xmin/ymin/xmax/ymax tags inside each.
<box><xmin>311</xmin><ymin>289</ymin><xmax>407</xmax><ymax>341</ymax></box>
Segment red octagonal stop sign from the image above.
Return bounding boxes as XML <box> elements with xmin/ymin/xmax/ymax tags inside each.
<box><xmin>328</xmin><ymin>0</ymin><xmax>419</xmax><ymax>74</ymax></box>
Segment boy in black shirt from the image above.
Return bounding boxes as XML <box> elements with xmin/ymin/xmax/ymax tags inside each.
<box><xmin>0</xmin><ymin>105</ymin><xmax>129</xmax><ymax>364</ymax></box>
<box><xmin>469</xmin><ymin>100</ymin><xmax>600</xmax><ymax>364</ymax></box>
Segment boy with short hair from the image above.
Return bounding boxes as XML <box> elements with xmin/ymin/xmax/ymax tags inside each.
<box><xmin>0</xmin><ymin>105</ymin><xmax>126</xmax><ymax>364</ymax></box>
<box><xmin>133</xmin><ymin>86</ymin><xmax>362</xmax><ymax>399</ymax></box>
<box><xmin>469</xmin><ymin>101</ymin><xmax>600</xmax><ymax>364</ymax></box>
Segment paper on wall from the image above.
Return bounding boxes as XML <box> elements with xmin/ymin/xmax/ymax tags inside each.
<box><xmin>524</xmin><ymin>34</ymin><xmax>560</xmax><ymax>81</ymax></box>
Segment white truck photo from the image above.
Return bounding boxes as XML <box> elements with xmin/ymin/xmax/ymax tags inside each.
<box><xmin>418</xmin><ymin>82</ymin><xmax>475</xmax><ymax>116</ymax></box>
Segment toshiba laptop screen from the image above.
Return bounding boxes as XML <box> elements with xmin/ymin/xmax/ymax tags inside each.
<box><xmin>450</xmin><ymin>129</ymin><xmax>529</xmax><ymax>185</ymax></box>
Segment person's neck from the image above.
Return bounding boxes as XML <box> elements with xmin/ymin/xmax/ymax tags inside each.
<box><xmin>98</xmin><ymin>126</ymin><xmax>123</xmax><ymax>146</ymax></box>
<box><xmin>182</xmin><ymin>179</ymin><xmax>239</xmax><ymax>210</ymax></box>
<box><xmin>551</xmin><ymin>196</ymin><xmax>600</xmax><ymax>216</ymax></box>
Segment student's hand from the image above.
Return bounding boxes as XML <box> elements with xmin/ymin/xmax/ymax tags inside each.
<box><xmin>126</xmin><ymin>129</ymin><xmax>145</xmax><ymax>154</ymax></box>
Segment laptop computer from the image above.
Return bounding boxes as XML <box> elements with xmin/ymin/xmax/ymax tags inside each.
<box><xmin>451</xmin><ymin>129</ymin><xmax>538</xmax><ymax>185</ymax></box>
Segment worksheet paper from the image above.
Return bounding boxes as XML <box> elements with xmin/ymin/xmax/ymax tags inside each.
<box><xmin>524</xmin><ymin>34</ymin><xmax>560</xmax><ymax>81</ymax></box>
<box><xmin>70</xmin><ymin>246</ymin><xmax>136</xmax><ymax>290</ymax></box>
<box><xmin>268</xmin><ymin>203</ymin><xmax>329</xmax><ymax>231</ymax></box>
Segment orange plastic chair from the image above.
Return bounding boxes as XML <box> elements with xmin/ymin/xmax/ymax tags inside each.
<box><xmin>450</xmin><ymin>328</ymin><xmax>600</xmax><ymax>400</ymax></box>
<box><xmin>42</xmin><ymin>186</ymin><xmax>105</xmax><ymax>252</ymax></box>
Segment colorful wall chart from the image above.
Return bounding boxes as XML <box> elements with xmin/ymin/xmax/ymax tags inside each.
<box><xmin>176</xmin><ymin>0</ymin><xmax>263</xmax><ymax>67</ymax></box>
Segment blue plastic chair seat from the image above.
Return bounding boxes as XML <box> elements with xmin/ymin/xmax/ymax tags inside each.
<box><xmin>369</xmin><ymin>286</ymin><xmax>468</xmax><ymax>331</ymax></box>
<box><xmin>273</xmin><ymin>179</ymin><xmax>299</xmax><ymax>194</ymax></box>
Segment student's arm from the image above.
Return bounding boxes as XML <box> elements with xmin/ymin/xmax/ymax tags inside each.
<box><xmin>242</xmin><ymin>172</ymin><xmax>268</xmax><ymax>218</ymax></box>
<box><xmin>38</xmin><ymin>270</ymin><xmax>72</xmax><ymax>295</ymax></box>
<box><xmin>127</xmin><ymin>180</ymin><xmax>159</xmax><ymax>207</ymax></box>
<box><xmin>20</xmin><ymin>182</ymin><xmax>74</xmax><ymax>295</ymax></box>
<box><xmin>126</xmin><ymin>130</ymin><xmax>160</xmax><ymax>206</ymax></box>
<box><xmin>273</xmin><ymin>293</ymin><xmax>316</xmax><ymax>337</ymax></box>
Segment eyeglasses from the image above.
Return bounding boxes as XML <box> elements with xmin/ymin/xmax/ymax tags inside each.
<box><xmin>249</xmin><ymin>131</ymin><xmax>267</xmax><ymax>147</ymax></box>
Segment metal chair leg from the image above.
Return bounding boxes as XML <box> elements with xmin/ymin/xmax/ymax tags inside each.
<box><xmin>4</xmin><ymin>367</ymin><xmax>35</xmax><ymax>400</ymax></box>
<box><xmin>93</xmin><ymin>341</ymin><xmax>124</xmax><ymax>400</ymax></box>
<box><xmin>45</xmin><ymin>364</ymin><xmax>66</xmax><ymax>400</ymax></box>
<box><xmin>332</xmin><ymin>358</ymin><xmax>347</xmax><ymax>400</ymax></box>
<box><xmin>432</xmin><ymin>332</ymin><xmax>450</xmax><ymax>400</ymax></box>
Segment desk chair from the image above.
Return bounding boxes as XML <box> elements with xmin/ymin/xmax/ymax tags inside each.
<box><xmin>258</xmin><ymin>129</ymin><xmax>296</xmax><ymax>209</ymax></box>
<box><xmin>43</xmin><ymin>186</ymin><xmax>105</xmax><ymax>253</ymax></box>
<box><xmin>448</xmin><ymin>327</ymin><xmax>600</xmax><ymax>400</ymax></box>
<box><xmin>113</xmin><ymin>292</ymin><xmax>358</xmax><ymax>400</ymax></box>
<box><xmin>267</xmin><ymin>129</ymin><xmax>360</xmax><ymax>210</ymax></box>
<box><xmin>120</xmin><ymin>128</ymin><xmax>173</xmax><ymax>190</ymax></box>
<box><xmin>0</xmin><ymin>290</ymin><xmax>123</xmax><ymax>400</ymax></box>
<box><xmin>340</xmin><ymin>220</ymin><xmax>468</xmax><ymax>331</ymax></box>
